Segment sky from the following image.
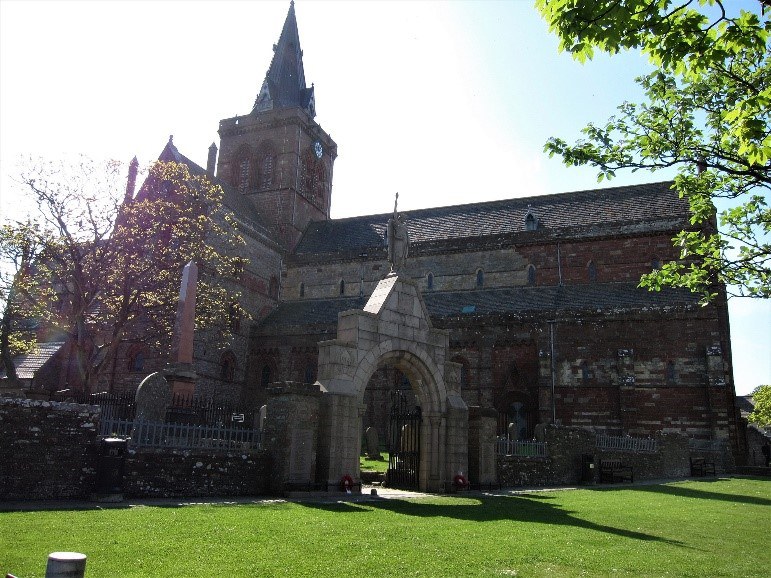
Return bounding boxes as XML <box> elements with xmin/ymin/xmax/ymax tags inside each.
<box><xmin>0</xmin><ymin>0</ymin><xmax>768</xmax><ymax>394</ymax></box>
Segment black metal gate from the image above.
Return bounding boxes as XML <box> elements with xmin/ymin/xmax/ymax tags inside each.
<box><xmin>387</xmin><ymin>390</ymin><xmax>422</xmax><ymax>489</ymax></box>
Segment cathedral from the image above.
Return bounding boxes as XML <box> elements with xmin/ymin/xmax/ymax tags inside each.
<box><xmin>93</xmin><ymin>3</ymin><xmax>741</xmax><ymax>459</ymax></box>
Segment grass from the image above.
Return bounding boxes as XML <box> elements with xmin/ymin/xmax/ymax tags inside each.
<box><xmin>360</xmin><ymin>453</ymin><xmax>389</xmax><ymax>472</ymax></box>
<box><xmin>2</xmin><ymin>478</ymin><xmax>769</xmax><ymax>577</ymax></box>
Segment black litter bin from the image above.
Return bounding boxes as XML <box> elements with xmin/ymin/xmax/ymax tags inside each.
<box><xmin>95</xmin><ymin>437</ymin><xmax>127</xmax><ymax>494</ymax></box>
<box><xmin>580</xmin><ymin>454</ymin><xmax>595</xmax><ymax>484</ymax></box>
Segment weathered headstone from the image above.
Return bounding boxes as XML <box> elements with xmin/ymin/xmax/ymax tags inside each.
<box><xmin>135</xmin><ymin>372</ymin><xmax>171</xmax><ymax>423</ymax></box>
<box><xmin>508</xmin><ymin>422</ymin><xmax>518</xmax><ymax>441</ymax></box>
<box><xmin>258</xmin><ymin>404</ymin><xmax>267</xmax><ymax>431</ymax></box>
<box><xmin>365</xmin><ymin>426</ymin><xmax>380</xmax><ymax>459</ymax></box>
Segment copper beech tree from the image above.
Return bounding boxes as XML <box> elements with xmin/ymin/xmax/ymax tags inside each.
<box><xmin>3</xmin><ymin>157</ymin><xmax>246</xmax><ymax>392</ymax></box>
<box><xmin>537</xmin><ymin>0</ymin><xmax>770</xmax><ymax>303</ymax></box>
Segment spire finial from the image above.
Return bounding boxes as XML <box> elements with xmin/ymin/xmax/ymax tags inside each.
<box><xmin>393</xmin><ymin>192</ymin><xmax>399</xmax><ymax>218</ymax></box>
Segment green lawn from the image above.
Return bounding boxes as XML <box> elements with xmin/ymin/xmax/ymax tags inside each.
<box><xmin>2</xmin><ymin>478</ymin><xmax>769</xmax><ymax>577</ymax></box>
<box><xmin>360</xmin><ymin>453</ymin><xmax>389</xmax><ymax>472</ymax></box>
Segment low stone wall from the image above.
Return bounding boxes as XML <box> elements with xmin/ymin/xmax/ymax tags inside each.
<box><xmin>0</xmin><ymin>398</ymin><xmax>100</xmax><ymax>500</ymax></box>
<box><xmin>0</xmin><ymin>397</ymin><xmax>271</xmax><ymax>501</ymax></box>
<box><xmin>123</xmin><ymin>448</ymin><xmax>271</xmax><ymax>498</ymax></box>
<box><xmin>498</xmin><ymin>425</ymin><xmax>730</xmax><ymax>488</ymax></box>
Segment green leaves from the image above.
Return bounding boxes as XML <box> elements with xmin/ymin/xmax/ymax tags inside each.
<box><xmin>537</xmin><ymin>0</ymin><xmax>770</xmax><ymax>303</ymax></box>
<box><xmin>748</xmin><ymin>384</ymin><xmax>771</xmax><ymax>426</ymax></box>
<box><xmin>2</xmin><ymin>158</ymin><xmax>246</xmax><ymax>390</ymax></box>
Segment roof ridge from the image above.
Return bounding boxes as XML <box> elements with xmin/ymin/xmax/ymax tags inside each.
<box><xmin>315</xmin><ymin>180</ymin><xmax>676</xmax><ymax>226</ymax></box>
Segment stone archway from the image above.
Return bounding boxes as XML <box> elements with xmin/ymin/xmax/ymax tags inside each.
<box><xmin>316</xmin><ymin>274</ymin><xmax>468</xmax><ymax>492</ymax></box>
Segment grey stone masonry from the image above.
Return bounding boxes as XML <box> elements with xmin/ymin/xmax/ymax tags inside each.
<box><xmin>264</xmin><ymin>382</ymin><xmax>322</xmax><ymax>494</ymax></box>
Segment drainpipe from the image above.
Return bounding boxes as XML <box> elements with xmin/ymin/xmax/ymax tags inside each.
<box><xmin>548</xmin><ymin>320</ymin><xmax>557</xmax><ymax>423</ymax></box>
<box><xmin>556</xmin><ymin>241</ymin><xmax>563</xmax><ymax>286</ymax></box>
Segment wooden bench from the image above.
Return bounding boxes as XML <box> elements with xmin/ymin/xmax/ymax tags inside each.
<box><xmin>599</xmin><ymin>459</ymin><xmax>634</xmax><ymax>483</ymax></box>
<box><xmin>690</xmin><ymin>457</ymin><xmax>716</xmax><ymax>477</ymax></box>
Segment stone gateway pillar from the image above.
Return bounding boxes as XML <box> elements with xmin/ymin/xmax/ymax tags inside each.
<box><xmin>315</xmin><ymin>273</ymin><xmax>468</xmax><ymax>492</ymax></box>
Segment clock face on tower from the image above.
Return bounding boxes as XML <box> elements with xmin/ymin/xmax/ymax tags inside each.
<box><xmin>313</xmin><ymin>141</ymin><xmax>323</xmax><ymax>159</ymax></box>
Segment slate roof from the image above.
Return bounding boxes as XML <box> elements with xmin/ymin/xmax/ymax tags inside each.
<box><xmin>256</xmin><ymin>282</ymin><xmax>699</xmax><ymax>332</ymax></box>
<box><xmin>294</xmin><ymin>181</ymin><xmax>689</xmax><ymax>258</ymax></box>
<box><xmin>1</xmin><ymin>341</ymin><xmax>65</xmax><ymax>380</ymax></box>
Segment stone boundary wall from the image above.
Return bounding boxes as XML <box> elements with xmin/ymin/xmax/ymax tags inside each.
<box><xmin>498</xmin><ymin>425</ymin><xmax>733</xmax><ymax>487</ymax></box>
<box><xmin>0</xmin><ymin>397</ymin><xmax>271</xmax><ymax>500</ymax></box>
<box><xmin>123</xmin><ymin>449</ymin><xmax>270</xmax><ymax>498</ymax></box>
<box><xmin>0</xmin><ymin>398</ymin><xmax>100</xmax><ymax>500</ymax></box>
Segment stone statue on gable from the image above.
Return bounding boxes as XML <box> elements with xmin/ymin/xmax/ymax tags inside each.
<box><xmin>387</xmin><ymin>192</ymin><xmax>409</xmax><ymax>273</ymax></box>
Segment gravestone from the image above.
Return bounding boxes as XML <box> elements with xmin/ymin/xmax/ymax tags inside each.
<box><xmin>365</xmin><ymin>426</ymin><xmax>380</xmax><ymax>459</ymax></box>
<box><xmin>258</xmin><ymin>404</ymin><xmax>267</xmax><ymax>431</ymax></box>
<box><xmin>135</xmin><ymin>372</ymin><xmax>171</xmax><ymax>423</ymax></box>
<box><xmin>508</xmin><ymin>422</ymin><xmax>518</xmax><ymax>441</ymax></box>
<box><xmin>166</xmin><ymin>260</ymin><xmax>198</xmax><ymax>397</ymax></box>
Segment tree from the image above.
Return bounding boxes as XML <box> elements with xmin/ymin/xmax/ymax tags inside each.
<box><xmin>748</xmin><ymin>384</ymin><xmax>771</xmax><ymax>427</ymax></box>
<box><xmin>0</xmin><ymin>221</ymin><xmax>54</xmax><ymax>384</ymax></box>
<box><xmin>536</xmin><ymin>0</ymin><xmax>770</xmax><ymax>303</ymax></box>
<box><xmin>6</xmin><ymin>156</ymin><xmax>245</xmax><ymax>392</ymax></box>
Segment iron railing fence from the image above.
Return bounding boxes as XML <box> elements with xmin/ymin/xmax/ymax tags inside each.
<box><xmin>48</xmin><ymin>390</ymin><xmax>255</xmax><ymax>428</ymax></box>
<box><xmin>100</xmin><ymin>417</ymin><xmax>262</xmax><ymax>452</ymax></box>
<box><xmin>495</xmin><ymin>437</ymin><xmax>548</xmax><ymax>458</ymax></box>
<box><xmin>51</xmin><ymin>390</ymin><xmax>137</xmax><ymax>421</ymax></box>
<box><xmin>596</xmin><ymin>434</ymin><xmax>657</xmax><ymax>453</ymax></box>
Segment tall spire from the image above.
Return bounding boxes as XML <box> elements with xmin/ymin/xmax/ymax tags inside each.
<box><xmin>253</xmin><ymin>1</ymin><xmax>316</xmax><ymax>117</ymax></box>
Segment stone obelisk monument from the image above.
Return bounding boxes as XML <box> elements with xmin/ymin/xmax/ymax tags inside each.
<box><xmin>165</xmin><ymin>260</ymin><xmax>198</xmax><ymax>397</ymax></box>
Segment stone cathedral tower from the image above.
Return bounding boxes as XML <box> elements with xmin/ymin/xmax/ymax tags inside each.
<box><xmin>216</xmin><ymin>1</ymin><xmax>337</xmax><ymax>250</ymax></box>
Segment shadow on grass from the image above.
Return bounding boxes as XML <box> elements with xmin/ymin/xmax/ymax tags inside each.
<box><xmin>299</xmin><ymin>495</ymin><xmax>685</xmax><ymax>546</ymax></box>
<box><xmin>619</xmin><ymin>478</ymin><xmax>771</xmax><ymax>506</ymax></box>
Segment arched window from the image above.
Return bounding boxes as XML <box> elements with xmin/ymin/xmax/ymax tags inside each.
<box><xmin>258</xmin><ymin>150</ymin><xmax>275</xmax><ymax>189</ymax></box>
<box><xmin>300</xmin><ymin>149</ymin><xmax>327</xmax><ymax>205</ymax></box>
<box><xmin>525</xmin><ymin>212</ymin><xmax>538</xmax><ymax>231</ymax></box>
<box><xmin>260</xmin><ymin>364</ymin><xmax>272</xmax><ymax>388</ymax></box>
<box><xmin>587</xmin><ymin>261</ymin><xmax>597</xmax><ymax>282</ymax></box>
<box><xmin>651</xmin><ymin>257</ymin><xmax>661</xmax><ymax>271</ymax></box>
<box><xmin>339</xmin><ymin>279</ymin><xmax>345</xmax><ymax>295</ymax></box>
<box><xmin>220</xmin><ymin>351</ymin><xmax>236</xmax><ymax>382</ymax></box>
<box><xmin>427</xmin><ymin>272</ymin><xmax>434</xmax><ymax>291</ymax></box>
<box><xmin>527</xmin><ymin>265</ymin><xmax>536</xmax><ymax>286</ymax></box>
<box><xmin>476</xmin><ymin>269</ymin><xmax>484</xmax><ymax>287</ymax></box>
<box><xmin>299</xmin><ymin>282</ymin><xmax>305</xmax><ymax>297</ymax></box>
<box><xmin>232</xmin><ymin>145</ymin><xmax>253</xmax><ymax>193</ymax></box>
<box><xmin>268</xmin><ymin>276</ymin><xmax>279</xmax><ymax>299</ymax></box>
<box><xmin>127</xmin><ymin>346</ymin><xmax>146</xmax><ymax>373</ymax></box>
